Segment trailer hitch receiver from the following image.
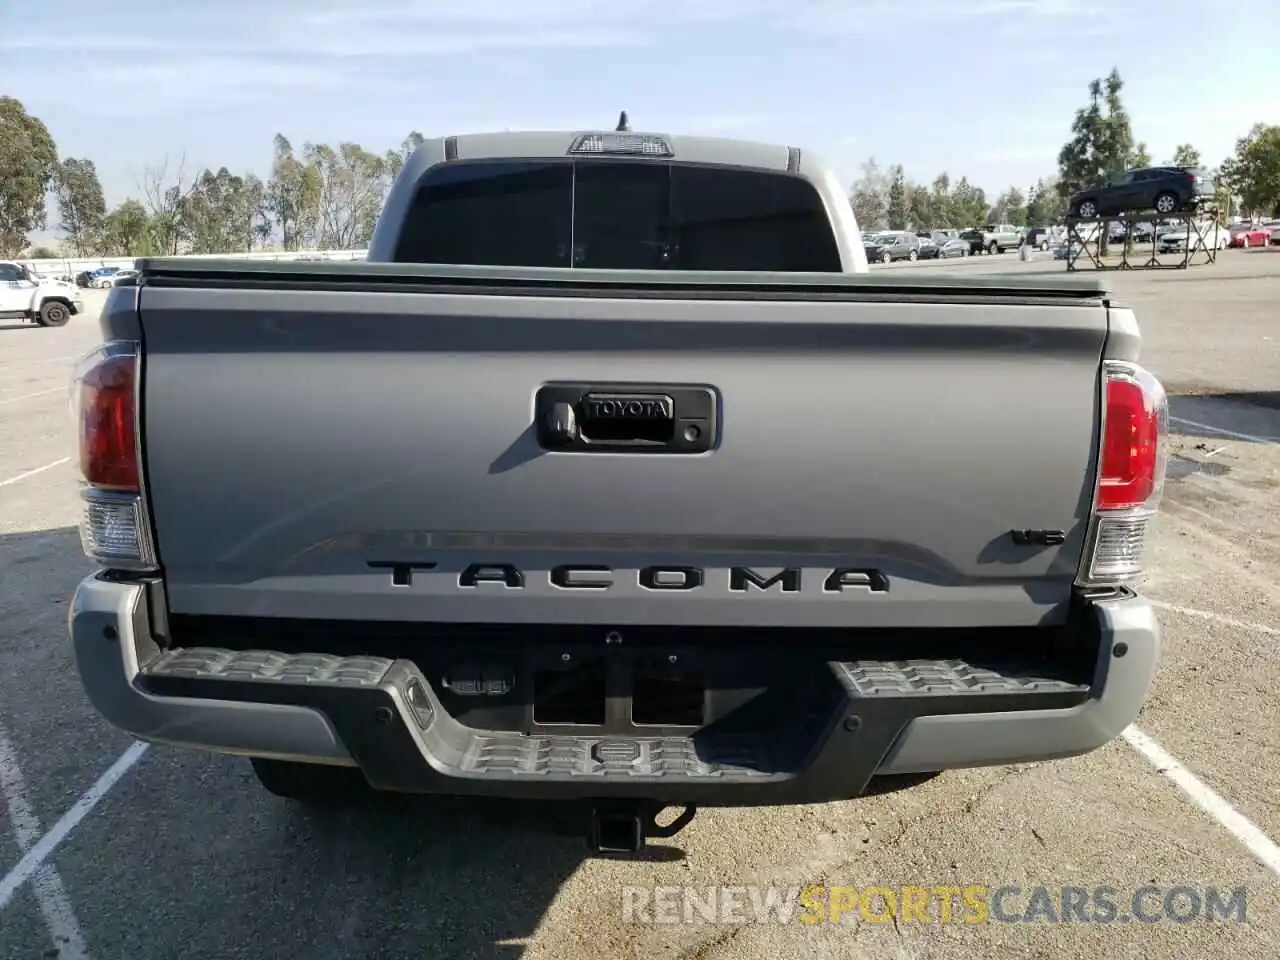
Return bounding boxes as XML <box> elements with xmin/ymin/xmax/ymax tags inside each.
<box><xmin>587</xmin><ymin>801</ymin><xmax>697</xmax><ymax>854</ymax></box>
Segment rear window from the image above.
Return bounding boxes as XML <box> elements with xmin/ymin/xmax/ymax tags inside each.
<box><xmin>392</xmin><ymin>159</ymin><xmax>842</xmax><ymax>272</ymax></box>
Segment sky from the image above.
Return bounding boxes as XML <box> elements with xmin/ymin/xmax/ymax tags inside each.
<box><xmin>3</xmin><ymin>0</ymin><xmax>1279</xmax><ymax>215</ymax></box>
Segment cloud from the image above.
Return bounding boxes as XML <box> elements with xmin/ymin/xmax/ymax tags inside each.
<box><xmin>36</xmin><ymin>58</ymin><xmax>351</xmax><ymax>115</ymax></box>
<box><xmin>7</xmin><ymin>0</ymin><xmax>1113</xmax><ymax>110</ymax></box>
<box><xmin>788</xmin><ymin>0</ymin><xmax>1095</xmax><ymax>33</ymax></box>
<box><xmin>9</xmin><ymin>0</ymin><xmax>1098</xmax><ymax>60</ymax></box>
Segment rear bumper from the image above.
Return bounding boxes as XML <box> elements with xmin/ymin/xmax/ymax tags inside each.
<box><xmin>71</xmin><ymin>576</ymin><xmax>1160</xmax><ymax>804</ymax></box>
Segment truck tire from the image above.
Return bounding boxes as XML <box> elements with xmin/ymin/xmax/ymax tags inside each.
<box><xmin>249</xmin><ymin>758</ymin><xmax>373</xmax><ymax>806</ymax></box>
<box><xmin>37</xmin><ymin>301</ymin><xmax>72</xmax><ymax>327</ymax></box>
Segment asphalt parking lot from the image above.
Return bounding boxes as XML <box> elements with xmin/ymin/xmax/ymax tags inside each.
<box><xmin>1</xmin><ymin>251</ymin><xmax>1277</xmax><ymax>959</ymax></box>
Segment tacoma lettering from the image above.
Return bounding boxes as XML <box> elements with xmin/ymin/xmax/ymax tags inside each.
<box><xmin>459</xmin><ymin>563</ymin><xmax>524</xmax><ymax>588</ymax></box>
<box><xmin>371</xmin><ymin>562</ymin><xmax>888</xmax><ymax>593</ymax></box>
<box><xmin>729</xmin><ymin>567</ymin><xmax>800</xmax><ymax>593</ymax></box>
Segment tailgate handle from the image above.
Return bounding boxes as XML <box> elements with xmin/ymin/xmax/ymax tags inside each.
<box><xmin>536</xmin><ymin>384</ymin><xmax>718</xmax><ymax>454</ymax></box>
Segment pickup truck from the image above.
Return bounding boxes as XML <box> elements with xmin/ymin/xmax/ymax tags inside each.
<box><xmin>0</xmin><ymin>260</ymin><xmax>83</xmax><ymax>327</ymax></box>
<box><xmin>979</xmin><ymin>223</ymin><xmax>1023</xmax><ymax>255</ymax></box>
<box><xmin>69</xmin><ymin>128</ymin><xmax>1167</xmax><ymax>853</ymax></box>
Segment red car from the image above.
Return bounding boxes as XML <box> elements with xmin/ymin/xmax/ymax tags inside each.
<box><xmin>1228</xmin><ymin>223</ymin><xmax>1271</xmax><ymax>248</ymax></box>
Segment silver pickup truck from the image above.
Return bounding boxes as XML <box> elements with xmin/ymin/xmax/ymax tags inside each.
<box><xmin>69</xmin><ymin>129</ymin><xmax>1167</xmax><ymax>853</ymax></box>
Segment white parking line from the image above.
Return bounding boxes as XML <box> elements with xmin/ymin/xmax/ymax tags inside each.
<box><xmin>1123</xmin><ymin>726</ymin><xmax>1280</xmax><ymax>878</ymax></box>
<box><xmin>0</xmin><ymin>387</ymin><xmax>63</xmax><ymax>406</ymax></box>
<box><xmin>0</xmin><ymin>741</ymin><xmax>149</xmax><ymax>913</ymax></box>
<box><xmin>1151</xmin><ymin>599</ymin><xmax>1280</xmax><ymax>637</ymax></box>
<box><xmin>0</xmin><ymin>723</ymin><xmax>90</xmax><ymax>958</ymax></box>
<box><xmin>0</xmin><ymin>458</ymin><xmax>71</xmax><ymax>489</ymax></box>
<box><xmin>1170</xmin><ymin>416</ymin><xmax>1280</xmax><ymax>445</ymax></box>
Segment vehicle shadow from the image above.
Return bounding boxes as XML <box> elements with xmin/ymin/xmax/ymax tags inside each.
<box><xmin>2</xmin><ymin>525</ymin><xmax>942</xmax><ymax>959</ymax></box>
<box><xmin>1168</xmin><ymin>393</ymin><xmax>1280</xmax><ymax>444</ymax></box>
<box><xmin>1175</xmin><ymin>390</ymin><xmax>1280</xmax><ymax>413</ymax></box>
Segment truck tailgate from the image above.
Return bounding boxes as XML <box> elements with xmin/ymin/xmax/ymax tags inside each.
<box><xmin>135</xmin><ymin>272</ymin><xmax>1108</xmax><ymax>629</ymax></box>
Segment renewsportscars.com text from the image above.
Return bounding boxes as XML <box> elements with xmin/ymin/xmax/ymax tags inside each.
<box><xmin>621</xmin><ymin>884</ymin><xmax>1249</xmax><ymax>925</ymax></box>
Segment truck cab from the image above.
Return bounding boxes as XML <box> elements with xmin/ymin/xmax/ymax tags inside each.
<box><xmin>0</xmin><ymin>260</ymin><xmax>83</xmax><ymax>327</ymax></box>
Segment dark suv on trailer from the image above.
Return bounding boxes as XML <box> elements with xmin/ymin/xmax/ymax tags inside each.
<box><xmin>1067</xmin><ymin>166</ymin><xmax>1213</xmax><ymax>219</ymax></box>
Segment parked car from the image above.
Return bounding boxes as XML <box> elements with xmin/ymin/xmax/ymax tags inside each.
<box><xmin>89</xmin><ymin>266</ymin><xmax>123</xmax><ymax>288</ymax></box>
<box><xmin>108</xmin><ymin>270</ymin><xmax>139</xmax><ymax>286</ymax></box>
<box><xmin>865</xmin><ymin>231</ymin><xmax>920</xmax><ymax>263</ymax></box>
<box><xmin>1228</xmin><ymin>222</ymin><xmax>1272</xmax><ymax>248</ymax></box>
<box><xmin>980</xmin><ymin>224</ymin><xmax>1021</xmax><ymax>255</ymax></box>
<box><xmin>938</xmin><ymin>236</ymin><xmax>971</xmax><ymax>258</ymax></box>
<box><xmin>1055</xmin><ymin>222</ymin><xmax>1100</xmax><ymax>259</ymax></box>
<box><xmin>958</xmin><ymin>228</ymin><xmax>985</xmax><ymax>255</ymax></box>
<box><xmin>917</xmin><ymin>237</ymin><xmax>942</xmax><ymax>259</ymax></box>
<box><xmin>1021</xmin><ymin>227</ymin><xmax>1053</xmax><ymax>251</ymax></box>
<box><xmin>1157</xmin><ymin>221</ymin><xmax>1227</xmax><ymax>254</ymax></box>
<box><xmin>65</xmin><ymin>126</ymin><xmax>1168</xmax><ymax>854</ymax></box>
<box><xmin>1067</xmin><ymin>166</ymin><xmax>1213</xmax><ymax>219</ymax></box>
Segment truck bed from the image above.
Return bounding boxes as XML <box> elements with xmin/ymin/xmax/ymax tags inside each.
<box><xmin>118</xmin><ymin>260</ymin><xmax>1112</xmax><ymax>630</ymax></box>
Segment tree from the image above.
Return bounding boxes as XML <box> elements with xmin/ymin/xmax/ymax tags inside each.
<box><xmin>304</xmin><ymin>142</ymin><xmax>389</xmax><ymax>249</ymax></box>
<box><xmin>950</xmin><ymin>177</ymin><xmax>987</xmax><ymax>227</ymax></box>
<box><xmin>241</xmin><ymin>175</ymin><xmax>268</xmax><ymax>251</ymax></box>
<box><xmin>1057</xmin><ymin>70</ymin><xmax>1145</xmax><ymax>193</ymax></box>
<box><xmin>849</xmin><ymin>157</ymin><xmax>889</xmax><ymax>230</ymax></box>
<box><xmin>0</xmin><ymin>97</ymin><xmax>59</xmax><ymax>257</ymax></box>
<box><xmin>182</xmin><ymin>167</ymin><xmax>264</xmax><ymax>254</ymax></box>
<box><xmin>929</xmin><ymin>173</ymin><xmax>953</xmax><ymax>227</ymax></box>
<box><xmin>907</xmin><ymin>182</ymin><xmax>933</xmax><ymax>230</ymax></box>
<box><xmin>991</xmin><ymin>187</ymin><xmax>1027</xmax><ymax>226</ymax></box>
<box><xmin>101</xmin><ymin>200</ymin><xmax>157</xmax><ymax>256</ymax></box>
<box><xmin>886</xmin><ymin>166</ymin><xmax>907</xmax><ymax>229</ymax></box>
<box><xmin>267</xmin><ymin>134</ymin><xmax>322</xmax><ymax>250</ymax></box>
<box><xmin>1172</xmin><ymin>144</ymin><xmax>1201</xmax><ymax>168</ymax></box>
<box><xmin>140</xmin><ymin>154</ymin><xmax>198</xmax><ymax>255</ymax></box>
<box><xmin>1098</xmin><ymin>69</ymin><xmax>1140</xmax><ymax>174</ymax></box>
<box><xmin>1219</xmin><ymin>124</ymin><xmax>1280</xmax><ymax>218</ymax></box>
<box><xmin>1026</xmin><ymin>177</ymin><xmax>1062</xmax><ymax>225</ymax></box>
<box><xmin>27</xmin><ymin>245</ymin><xmax>59</xmax><ymax>259</ymax></box>
<box><xmin>385</xmin><ymin>131</ymin><xmax>425</xmax><ymax>183</ymax></box>
<box><xmin>55</xmin><ymin>158</ymin><xmax>107</xmax><ymax>255</ymax></box>
<box><xmin>1058</xmin><ymin>69</ymin><xmax>1145</xmax><ymax>254</ymax></box>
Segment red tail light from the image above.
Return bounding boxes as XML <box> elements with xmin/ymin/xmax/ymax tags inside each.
<box><xmin>1097</xmin><ymin>367</ymin><xmax>1163</xmax><ymax>511</ymax></box>
<box><xmin>76</xmin><ymin>344</ymin><xmax>139</xmax><ymax>492</ymax></box>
